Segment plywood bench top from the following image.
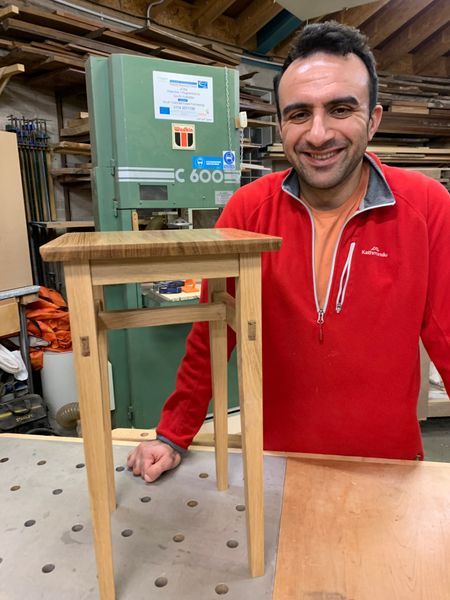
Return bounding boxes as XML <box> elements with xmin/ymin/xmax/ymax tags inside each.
<box><xmin>40</xmin><ymin>228</ymin><xmax>283</xmax><ymax>262</ymax></box>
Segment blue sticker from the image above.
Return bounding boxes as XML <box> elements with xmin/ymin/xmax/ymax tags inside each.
<box><xmin>198</xmin><ymin>81</ymin><xmax>208</xmax><ymax>89</ymax></box>
<box><xmin>192</xmin><ymin>156</ymin><xmax>223</xmax><ymax>170</ymax></box>
<box><xmin>159</xmin><ymin>107</ymin><xmax>170</xmax><ymax>115</ymax></box>
<box><xmin>223</xmin><ymin>150</ymin><xmax>236</xmax><ymax>171</ymax></box>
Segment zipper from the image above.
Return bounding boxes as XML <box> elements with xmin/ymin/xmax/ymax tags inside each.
<box><xmin>317</xmin><ymin>308</ymin><xmax>324</xmax><ymax>343</ymax></box>
<box><xmin>336</xmin><ymin>242</ymin><xmax>356</xmax><ymax>313</ymax></box>
<box><xmin>283</xmin><ymin>180</ymin><xmax>393</xmax><ymax>343</ymax></box>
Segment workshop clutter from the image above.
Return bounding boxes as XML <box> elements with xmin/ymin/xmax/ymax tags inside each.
<box><xmin>158</xmin><ymin>278</ymin><xmax>199</xmax><ymax>294</ymax></box>
<box><xmin>0</xmin><ymin>357</ymin><xmax>49</xmax><ymax>434</ymax></box>
<box><xmin>5</xmin><ymin>116</ymin><xmax>55</xmax><ymax>223</ymax></box>
<box><xmin>0</xmin><ymin>387</ymin><xmax>49</xmax><ymax>433</ymax></box>
<box><xmin>25</xmin><ymin>286</ymin><xmax>72</xmax><ymax>370</ymax></box>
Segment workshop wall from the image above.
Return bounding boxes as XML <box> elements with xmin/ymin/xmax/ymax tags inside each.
<box><xmin>0</xmin><ymin>80</ymin><xmax>92</xmax><ymax>220</ymax></box>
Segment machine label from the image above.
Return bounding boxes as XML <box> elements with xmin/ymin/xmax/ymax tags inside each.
<box><xmin>153</xmin><ymin>71</ymin><xmax>214</xmax><ymax>123</ymax></box>
<box><xmin>222</xmin><ymin>150</ymin><xmax>236</xmax><ymax>171</ymax></box>
<box><xmin>117</xmin><ymin>167</ymin><xmax>240</xmax><ymax>186</ymax></box>
<box><xmin>192</xmin><ymin>156</ymin><xmax>223</xmax><ymax>169</ymax></box>
<box><xmin>215</xmin><ymin>190</ymin><xmax>233</xmax><ymax>206</ymax></box>
<box><xmin>172</xmin><ymin>124</ymin><xmax>196</xmax><ymax>150</ymax></box>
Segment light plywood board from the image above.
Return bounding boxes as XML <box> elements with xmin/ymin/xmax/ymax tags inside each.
<box><xmin>274</xmin><ymin>456</ymin><xmax>450</xmax><ymax>600</ymax></box>
<box><xmin>0</xmin><ymin>131</ymin><xmax>32</xmax><ymax>292</ymax></box>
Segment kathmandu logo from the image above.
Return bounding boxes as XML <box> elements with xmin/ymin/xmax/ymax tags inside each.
<box><xmin>361</xmin><ymin>245</ymin><xmax>388</xmax><ymax>258</ymax></box>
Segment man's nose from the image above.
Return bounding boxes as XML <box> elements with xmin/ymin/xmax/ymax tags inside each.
<box><xmin>305</xmin><ymin>113</ymin><xmax>334</xmax><ymax>147</ymax></box>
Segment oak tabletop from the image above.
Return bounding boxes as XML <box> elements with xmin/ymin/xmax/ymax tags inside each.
<box><xmin>40</xmin><ymin>228</ymin><xmax>283</xmax><ymax>262</ymax></box>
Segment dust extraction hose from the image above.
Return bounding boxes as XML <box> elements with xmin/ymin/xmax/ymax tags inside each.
<box><xmin>55</xmin><ymin>402</ymin><xmax>80</xmax><ymax>430</ymax></box>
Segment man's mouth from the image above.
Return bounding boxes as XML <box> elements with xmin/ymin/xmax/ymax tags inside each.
<box><xmin>305</xmin><ymin>149</ymin><xmax>341</xmax><ymax>160</ymax></box>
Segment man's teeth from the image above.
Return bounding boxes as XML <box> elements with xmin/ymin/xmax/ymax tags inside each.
<box><xmin>309</xmin><ymin>151</ymin><xmax>337</xmax><ymax>160</ymax></box>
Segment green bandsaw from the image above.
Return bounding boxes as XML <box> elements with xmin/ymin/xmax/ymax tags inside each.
<box><xmin>86</xmin><ymin>55</ymin><xmax>241</xmax><ymax>428</ymax></box>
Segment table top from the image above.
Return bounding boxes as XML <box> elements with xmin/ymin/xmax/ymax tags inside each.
<box><xmin>39</xmin><ymin>228</ymin><xmax>283</xmax><ymax>262</ymax></box>
<box><xmin>3</xmin><ymin>433</ymin><xmax>449</xmax><ymax>599</ymax></box>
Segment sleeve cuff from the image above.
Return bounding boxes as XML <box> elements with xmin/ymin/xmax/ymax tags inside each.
<box><xmin>156</xmin><ymin>434</ymin><xmax>188</xmax><ymax>457</ymax></box>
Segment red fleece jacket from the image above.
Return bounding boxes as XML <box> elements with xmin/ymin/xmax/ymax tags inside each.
<box><xmin>157</xmin><ymin>154</ymin><xmax>450</xmax><ymax>460</ymax></box>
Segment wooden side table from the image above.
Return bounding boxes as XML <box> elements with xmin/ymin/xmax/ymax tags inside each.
<box><xmin>40</xmin><ymin>228</ymin><xmax>282</xmax><ymax>600</ymax></box>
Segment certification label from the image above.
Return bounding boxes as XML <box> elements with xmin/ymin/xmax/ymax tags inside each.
<box><xmin>154</xmin><ymin>71</ymin><xmax>214</xmax><ymax>123</ymax></box>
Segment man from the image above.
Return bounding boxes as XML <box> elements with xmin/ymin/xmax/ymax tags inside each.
<box><xmin>128</xmin><ymin>21</ymin><xmax>450</xmax><ymax>482</ymax></box>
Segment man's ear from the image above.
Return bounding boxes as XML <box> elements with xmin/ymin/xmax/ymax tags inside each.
<box><xmin>368</xmin><ymin>104</ymin><xmax>383</xmax><ymax>141</ymax></box>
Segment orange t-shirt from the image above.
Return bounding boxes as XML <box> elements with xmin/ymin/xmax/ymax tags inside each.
<box><xmin>307</xmin><ymin>163</ymin><xmax>369</xmax><ymax>308</ymax></box>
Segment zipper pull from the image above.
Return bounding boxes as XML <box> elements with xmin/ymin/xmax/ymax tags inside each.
<box><xmin>317</xmin><ymin>309</ymin><xmax>324</xmax><ymax>343</ymax></box>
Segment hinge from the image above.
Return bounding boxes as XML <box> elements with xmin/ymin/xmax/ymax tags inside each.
<box><xmin>127</xmin><ymin>404</ymin><xmax>134</xmax><ymax>423</ymax></box>
<box><xmin>113</xmin><ymin>198</ymin><xmax>119</xmax><ymax>217</ymax></box>
<box><xmin>110</xmin><ymin>158</ymin><xmax>116</xmax><ymax>176</ymax></box>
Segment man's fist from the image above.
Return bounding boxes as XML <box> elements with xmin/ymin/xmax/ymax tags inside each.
<box><xmin>127</xmin><ymin>440</ymin><xmax>182</xmax><ymax>483</ymax></box>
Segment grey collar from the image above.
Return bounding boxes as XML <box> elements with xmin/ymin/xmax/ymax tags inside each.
<box><xmin>281</xmin><ymin>153</ymin><xmax>395</xmax><ymax>210</ymax></box>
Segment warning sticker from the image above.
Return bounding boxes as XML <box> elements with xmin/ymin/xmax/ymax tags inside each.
<box><xmin>222</xmin><ymin>150</ymin><xmax>236</xmax><ymax>171</ymax></box>
<box><xmin>172</xmin><ymin>124</ymin><xmax>196</xmax><ymax>150</ymax></box>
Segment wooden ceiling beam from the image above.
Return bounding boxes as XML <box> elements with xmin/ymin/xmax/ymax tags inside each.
<box><xmin>325</xmin><ymin>0</ymin><xmax>390</xmax><ymax>28</ymax></box>
<box><xmin>413</xmin><ymin>23</ymin><xmax>450</xmax><ymax>74</ymax></box>
<box><xmin>381</xmin><ymin>53</ymin><xmax>449</xmax><ymax>78</ymax></box>
<box><xmin>272</xmin><ymin>30</ymin><xmax>297</xmax><ymax>58</ymax></box>
<box><xmin>149</xmin><ymin>0</ymin><xmax>177</xmax><ymax>20</ymax></box>
<box><xmin>361</xmin><ymin>0</ymin><xmax>435</xmax><ymax>49</ymax></box>
<box><xmin>237</xmin><ymin>0</ymin><xmax>284</xmax><ymax>46</ymax></box>
<box><xmin>377</xmin><ymin>0</ymin><xmax>450</xmax><ymax>70</ymax></box>
<box><xmin>192</xmin><ymin>0</ymin><xmax>236</xmax><ymax>33</ymax></box>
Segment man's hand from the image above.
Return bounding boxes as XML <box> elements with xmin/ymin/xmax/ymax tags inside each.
<box><xmin>127</xmin><ymin>440</ymin><xmax>182</xmax><ymax>483</ymax></box>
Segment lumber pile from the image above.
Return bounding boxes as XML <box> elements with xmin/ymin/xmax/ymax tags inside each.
<box><xmin>50</xmin><ymin>113</ymin><xmax>92</xmax><ymax>185</ymax></box>
<box><xmin>263</xmin><ymin>142</ymin><xmax>450</xmax><ymax>189</ymax></box>
<box><xmin>0</xmin><ymin>3</ymin><xmax>239</xmax><ymax>89</ymax></box>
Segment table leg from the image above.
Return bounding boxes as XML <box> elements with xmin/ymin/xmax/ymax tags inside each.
<box><xmin>94</xmin><ymin>286</ymin><xmax>116</xmax><ymax>512</ymax></box>
<box><xmin>65</xmin><ymin>262</ymin><xmax>115</xmax><ymax>600</ymax></box>
<box><xmin>208</xmin><ymin>278</ymin><xmax>228</xmax><ymax>491</ymax></box>
<box><xmin>236</xmin><ymin>253</ymin><xmax>264</xmax><ymax>577</ymax></box>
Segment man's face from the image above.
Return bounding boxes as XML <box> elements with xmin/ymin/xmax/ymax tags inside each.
<box><xmin>278</xmin><ymin>52</ymin><xmax>382</xmax><ymax>201</ymax></box>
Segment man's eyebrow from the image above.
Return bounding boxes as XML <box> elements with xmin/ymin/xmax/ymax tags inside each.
<box><xmin>281</xmin><ymin>96</ymin><xmax>360</xmax><ymax>119</ymax></box>
<box><xmin>326</xmin><ymin>96</ymin><xmax>360</xmax><ymax>107</ymax></box>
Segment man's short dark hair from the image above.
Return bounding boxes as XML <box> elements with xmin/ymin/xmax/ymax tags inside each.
<box><xmin>273</xmin><ymin>21</ymin><xmax>378</xmax><ymax>121</ymax></box>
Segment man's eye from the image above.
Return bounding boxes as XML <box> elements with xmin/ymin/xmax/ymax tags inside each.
<box><xmin>332</xmin><ymin>106</ymin><xmax>352</xmax><ymax>117</ymax></box>
<box><xmin>289</xmin><ymin>111</ymin><xmax>309</xmax><ymax>122</ymax></box>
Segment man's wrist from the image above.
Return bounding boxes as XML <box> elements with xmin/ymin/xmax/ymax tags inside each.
<box><xmin>156</xmin><ymin>434</ymin><xmax>188</xmax><ymax>456</ymax></box>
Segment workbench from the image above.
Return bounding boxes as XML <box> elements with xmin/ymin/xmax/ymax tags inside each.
<box><xmin>1</xmin><ymin>434</ymin><xmax>450</xmax><ymax>600</ymax></box>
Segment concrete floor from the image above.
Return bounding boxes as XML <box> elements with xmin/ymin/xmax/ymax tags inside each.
<box><xmin>420</xmin><ymin>417</ymin><xmax>450</xmax><ymax>462</ymax></box>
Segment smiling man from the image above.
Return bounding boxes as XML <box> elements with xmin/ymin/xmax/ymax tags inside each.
<box><xmin>277</xmin><ymin>52</ymin><xmax>382</xmax><ymax>208</ymax></box>
<box><xmin>128</xmin><ymin>22</ymin><xmax>450</xmax><ymax>483</ymax></box>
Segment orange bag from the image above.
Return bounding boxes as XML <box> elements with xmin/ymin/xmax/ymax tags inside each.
<box><xmin>26</xmin><ymin>287</ymin><xmax>72</xmax><ymax>370</ymax></box>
